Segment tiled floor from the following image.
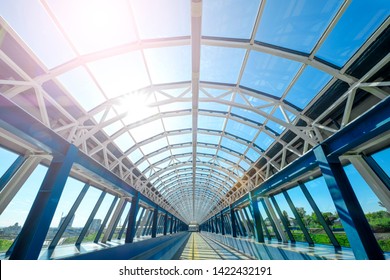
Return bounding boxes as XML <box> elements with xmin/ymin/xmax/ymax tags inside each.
<box><xmin>179</xmin><ymin>232</ymin><xmax>253</xmax><ymax>260</ymax></box>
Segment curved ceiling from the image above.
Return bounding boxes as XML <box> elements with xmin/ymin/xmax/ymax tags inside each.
<box><xmin>0</xmin><ymin>0</ymin><xmax>389</xmax><ymax>223</ymax></box>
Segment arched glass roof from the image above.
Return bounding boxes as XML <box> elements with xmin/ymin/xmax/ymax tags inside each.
<box><xmin>0</xmin><ymin>0</ymin><xmax>389</xmax><ymax>223</ymax></box>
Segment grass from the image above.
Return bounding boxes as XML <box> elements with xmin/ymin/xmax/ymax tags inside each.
<box><xmin>0</xmin><ymin>239</ymin><xmax>13</xmax><ymax>253</ymax></box>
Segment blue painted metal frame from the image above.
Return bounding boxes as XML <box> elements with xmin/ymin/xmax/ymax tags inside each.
<box><xmin>49</xmin><ymin>183</ymin><xmax>90</xmax><ymax>250</ymax></box>
<box><xmin>242</xmin><ymin>206</ymin><xmax>255</xmax><ymax>236</ymax></box>
<box><xmin>269</xmin><ymin>196</ymin><xmax>295</xmax><ymax>243</ymax></box>
<box><xmin>151</xmin><ymin>207</ymin><xmax>159</xmax><ymax>238</ymax></box>
<box><xmin>108</xmin><ymin>201</ymin><xmax>127</xmax><ymax>241</ymax></box>
<box><xmin>299</xmin><ymin>182</ymin><xmax>340</xmax><ymax>248</ymax></box>
<box><xmin>163</xmin><ymin>213</ymin><xmax>168</xmax><ymax>235</ymax></box>
<box><xmin>260</xmin><ymin>199</ymin><xmax>282</xmax><ymax>241</ymax></box>
<box><xmin>0</xmin><ymin>155</ymin><xmax>26</xmax><ymax>192</ymax></box>
<box><xmin>125</xmin><ymin>192</ymin><xmax>139</xmax><ymax>243</ymax></box>
<box><xmin>142</xmin><ymin>211</ymin><xmax>153</xmax><ymax>236</ymax></box>
<box><xmin>282</xmin><ymin>191</ymin><xmax>313</xmax><ymax>245</ymax></box>
<box><xmin>76</xmin><ymin>191</ymin><xmax>106</xmax><ymax>246</ymax></box>
<box><xmin>220</xmin><ymin>211</ymin><xmax>225</xmax><ymax>235</ymax></box>
<box><xmin>314</xmin><ymin>144</ymin><xmax>384</xmax><ymax>259</ymax></box>
<box><xmin>363</xmin><ymin>155</ymin><xmax>390</xmax><ymax>192</ymax></box>
<box><xmin>118</xmin><ymin>207</ymin><xmax>131</xmax><ymax>240</ymax></box>
<box><xmin>230</xmin><ymin>206</ymin><xmax>237</xmax><ymax>238</ymax></box>
<box><xmin>9</xmin><ymin>144</ymin><xmax>78</xmax><ymax>260</ymax></box>
<box><xmin>95</xmin><ymin>196</ymin><xmax>118</xmax><ymax>243</ymax></box>
<box><xmin>249</xmin><ymin>197</ymin><xmax>264</xmax><ymax>243</ymax></box>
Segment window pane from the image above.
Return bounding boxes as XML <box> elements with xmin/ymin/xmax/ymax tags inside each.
<box><xmin>371</xmin><ymin>147</ymin><xmax>390</xmax><ymax>178</ymax></box>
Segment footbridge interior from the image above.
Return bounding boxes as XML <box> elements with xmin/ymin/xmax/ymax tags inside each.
<box><xmin>0</xmin><ymin>0</ymin><xmax>389</xmax><ymax>260</ymax></box>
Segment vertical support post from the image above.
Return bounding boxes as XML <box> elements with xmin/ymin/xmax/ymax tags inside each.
<box><xmin>0</xmin><ymin>155</ymin><xmax>26</xmax><ymax>192</ymax></box>
<box><xmin>94</xmin><ymin>196</ymin><xmax>118</xmax><ymax>243</ymax></box>
<box><xmin>260</xmin><ymin>199</ymin><xmax>282</xmax><ymax>241</ymax></box>
<box><xmin>299</xmin><ymin>182</ymin><xmax>340</xmax><ymax>248</ymax></box>
<box><xmin>163</xmin><ymin>213</ymin><xmax>168</xmax><ymax>235</ymax></box>
<box><xmin>282</xmin><ymin>191</ymin><xmax>313</xmax><ymax>245</ymax></box>
<box><xmin>220</xmin><ymin>211</ymin><xmax>225</xmax><ymax>235</ymax></box>
<box><xmin>151</xmin><ymin>207</ymin><xmax>159</xmax><ymax>238</ymax></box>
<box><xmin>363</xmin><ymin>155</ymin><xmax>390</xmax><ymax>192</ymax></box>
<box><xmin>243</xmin><ymin>207</ymin><xmax>255</xmax><ymax>236</ymax></box>
<box><xmin>142</xmin><ymin>211</ymin><xmax>153</xmax><ymax>236</ymax></box>
<box><xmin>125</xmin><ymin>192</ymin><xmax>139</xmax><ymax>243</ymax></box>
<box><xmin>49</xmin><ymin>183</ymin><xmax>90</xmax><ymax>249</ymax></box>
<box><xmin>169</xmin><ymin>215</ymin><xmax>173</xmax><ymax>234</ymax></box>
<box><xmin>0</xmin><ymin>156</ymin><xmax>41</xmax><ymax>215</ymax></box>
<box><xmin>238</xmin><ymin>209</ymin><xmax>250</xmax><ymax>236</ymax></box>
<box><xmin>215</xmin><ymin>216</ymin><xmax>219</xmax><ymax>234</ymax></box>
<box><xmin>76</xmin><ymin>191</ymin><xmax>106</xmax><ymax>246</ymax></box>
<box><xmin>234</xmin><ymin>210</ymin><xmax>245</xmax><ymax>236</ymax></box>
<box><xmin>264</xmin><ymin>197</ymin><xmax>288</xmax><ymax>242</ymax></box>
<box><xmin>270</xmin><ymin>196</ymin><xmax>295</xmax><ymax>243</ymax></box>
<box><xmin>133</xmin><ymin>207</ymin><xmax>145</xmax><ymax>239</ymax></box>
<box><xmin>10</xmin><ymin>145</ymin><xmax>78</xmax><ymax>260</ymax></box>
<box><xmin>102</xmin><ymin>198</ymin><xmax>126</xmax><ymax>243</ymax></box>
<box><xmin>230</xmin><ymin>206</ymin><xmax>237</xmax><ymax>238</ymax></box>
<box><xmin>174</xmin><ymin>218</ymin><xmax>178</xmax><ymax>233</ymax></box>
<box><xmin>117</xmin><ymin>207</ymin><xmax>131</xmax><ymax>240</ymax></box>
<box><xmin>314</xmin><ymin>145</ymin><xmax>384</xmax><ymax>259</ymax></box>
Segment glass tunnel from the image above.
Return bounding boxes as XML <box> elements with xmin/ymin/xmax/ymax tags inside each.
<box><xmin>0</xmin><ymin>0</ymin><xmax>389</xmax><ymax>260</ymax></box>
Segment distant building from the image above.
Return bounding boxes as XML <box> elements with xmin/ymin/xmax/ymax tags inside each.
<box><xmin>89</xmin><ymin>219</ymin><xmax>102</xmax><ymax>233</ymax></box>
<box><xmin>59</xmin><ymin>214</ymin><xmax>75</xmax><ymax>228</ymax></box>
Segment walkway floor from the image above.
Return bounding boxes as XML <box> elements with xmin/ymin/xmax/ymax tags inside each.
<box><xmin>179</xmin><ymin>232</ymin><xmax>253</xmax><ymax>260</ymax></box>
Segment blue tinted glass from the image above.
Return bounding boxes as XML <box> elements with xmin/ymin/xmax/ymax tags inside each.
<box><xmin>197</xmin><ymin>147</ymin><xmax>217</xmax><ymax>155</ymax></box>
<box><xmin>172</xmin><ymin>147</ymin><xmax>192</xmax><ymax>156</ymax></box>
<box><xmin>198</xmin><ymin>115</ymin><xmax>225</xmax><ymax>130</ymax></box>
<box><xmin>128</xmin><ymin>148</ymin><xmax>143</xmax><ymax>163</ymax></box>
<box><xmin>131</xmin><ymin>0</ymin><xmax>190</xmax><ymax>39</ymax></box>
<box><xmin>241</xmin><ymin>52</ymin><xmax>302</xmax><ymax>97</ymax></box>
<box><xmin>113</xmin><ymin>133</ymin><xmax>135</xmax><ymax>152</ymax></box>
<box><xmin>148</xmin><ymin>150</ymin><xmax>170</xmax><ymax>165</ymax></box>
<box><xmin>254</xmin><ymin>131</ymin><xmax>274</xmax><ymax>150</ymax></box>
<box><xmin>144</xmin><ymin>46</ymin><xmax>191</xmax><ymax>84</ymax></box>
<box><xmin>246</xmin><ymin>148</ymin><xmax>260</xmax><ymax>162</ymax></box>
<box><xmin>305</xmin><ymin>177</ymin><xmax>337</xmax><ymax>214</ymax></box>
<box><xmin>231</xmin><ymin>107</ymin><xmax>266</xmax><ymax>124</ymax></box>
<box><xmin>256</xmin><ymin>0</ymin><xmax>342</xmax><ymax>53</ymax></box>
<box><xmin>371</xmin><ymin>147</ymin><xmax>390</xmax><ymax>178</ymax></box>
<box><xmin>168</xmin><ymin>133</ymin><xmax>192</xmax><ymax>145</ymax></box>
<box><xmin>225</xmin><ymin>119</ymin><xmax>258</xmax><ymax>141</ymax></box>
<box><xmin>0</xmin><ymin>148</ymin><xmax>18</xmax><ymax>178</ymax></box>
<box><xmin>200</xmin><ymin>46</ymin><xmax>246</xmax><ymax>83</ymax></box>
<box><xmin>160</xmin><ymin>102</ymin><xmax>192</xmax><ymax>113</ymax></box>
<box><xmin>285</xmin><ymin>66</ymin><xmax>332</xmax><ymax>109</ymax></box>
<box><xmin>218</xmin><ymin>150</ymin><xmax>240</xmax><ymax>164</ymax></box>
<box><xmin>198</xmin><ymin>134</ymin><xmax>221</xmax><ymax>145</ymax></box>
<box><xmin>316</xmin><ymin>0</ymin><xmax>389</xmax><ymax>67</ymax></box>
<box><xmin>266</xmin><ymin>120</ymin><xmax>284</xmax><ymax>135</ymax></box>
<box><xmin>239</xmin><ymin>160</ymin><xmax>251</xmax><ymax>170</ymax></box>
<box><xmin>163</xmin><ymin>115</ymin><xmax>192</xmax><ymax>131</ymax></box>
<box><xmin>221</xmin><ymin>137</ymin><xmax>247</xmax><ymax>154</ymax></box>
<box><xmin>202</xmin><ymin>0</ymin><xmax>261</xmax><ymax>39</ymax></box>
<box><xmin>141</xmin><ymin>138</ymin><xmax>168</xmax><ymax>155</ymax></box>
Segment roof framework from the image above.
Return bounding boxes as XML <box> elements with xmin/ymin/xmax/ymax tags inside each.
<box><xmin>0</xmin><ymin>0</ymin><xmax>389</xmax><ymax>223</ymax></box>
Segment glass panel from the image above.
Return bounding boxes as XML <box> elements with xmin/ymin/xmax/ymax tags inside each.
<box><xmin>198</xmin><ymin>115</ymin><xmax>225</xmax><ymax>131</ymax></box>
<box><xmin>148</xmin><ymin>150</ymin><xmax>171</xmax><ymax>165</ymax></box>
<box><xmin>256</xmin><ymin>0</ymin><xmax>343</xmax><ymax>53</ymax></box>
<box><xmin>163</xmin><ymin>115</ymin><xmax>192</xmax><ymax>131</ymax></box>
<box><xmin>231</xmin><ymin>107</ymin><xmax>266</xmax><ymax>124</ymax></box>
<box><xmin>225</xmin><ymin>119</ymin><xmax>258</xmax><ymax>141</ymax></box>
<box><xmin>221</xmin><ymin>137</ymin><xmax>247</xmax><ymax>154</ymax></box>
<box><xmin>131</xmin><ymin>0</ymin><xmax>190</xmax><ymax>39</ymax></box>
<box><xmin>112</xmin><ymin>202</ymin><xmax>131</xmax><ymax>240</ymax></box>
<box><xmin>56</xmin><ymin>67</ymin><xmax>106</xmax><ymax>112</ymax></box>
<box><xmin>202</xmin><ymin>0</ymin><xmax>261</xmax><ymax>39</ymax></box>
<box><xmin>46</xmin><ymin>0</ymin><xmax>137</xmax><ymax>54</ymax></box>
<box><xmin>140</xmin><ymin>137</ymin><xmax>168</xmax><ymax>155</ymax></box>
<box><xmin>254</xmin><ymin>131</ymin><xmax>274</xmax><ymax>151</ymax></box>
<box><xmin>344</xmin><ymin>164</ymin><xmax>390</xmax><ymax>252</ymax></box>
<box><xmin>102</xmin><ymin>120</ymin><xmax>123</xmax><ymax>136</ymax></box>
<box><xmin>0</xmin><ymin>148</ymin><xmax>19</xmax><ymax>178</ymax></box>
<box><xmin>305</xmin><ymin>177</ymin><xmax>350</xmax><ymax>247</ymax></box>
<box><xmin>144</xmin><ymin>46</ymin><xmax>191</xmax><ymax>84</ymax></box>
<box><xmin>130</xmin><ymin>119</ymin><xmax>164</xmax><ymax>142</ymax></box>
<box><xmin>0</xmin><ymin>0</ymin><xmax>75</xmax><ymax>68</ymax></box>
<box><xmin>167</xmin><ymin>133</ymin><xmax>192</xmax><ymax>145</ymax></box>
<box><xmin>257</xmin><ymin>201</ymin><xmax>277</xmax><ymax>239</ymax></box>
<box><xmin>199</xmin><ymin>101</ymin><xmax>229</xmax><ymax>112</ymax></box>
<box><xmin>113</xmin><ymin>133</ymin><xmax>135</xmax><ymax>152</ymax></box>
<box><xmin>200</xmin><ymin>46</ymin><xmax>246</xmax><ymax>84</ymax></box>
<box><xmin>239</xmin><ymin>160</ymin><xmax>251</xmax><ymax>170</ymax></box>
<box><xmin>371</xmin><ymin>147</ymin><xmax>390</xmax><ymax>178</ymax></box>
<box><xmin>128</xmin><ymin>148</ymin><xmax>143</xmax><ymax>164</ymax></box>
<box><xmin>241</xmin><ymin>51</ymin><xmax>302</xmax><ymax>97</ymax></box>
<box><xmin>285</xmin><ymin>66</ymin><xmax>332</xmax><ymax>109</ymax></box>
<box><xmin>198</xmin><ymin>134</ymin><xmax>221</xmax><ymax>145</ymax></box>
<box><xmin>197</xmin><ymin>147</ymin><xmax>217</xmax><ymax>156</ymax></box>
<box><xmin>159</xmin><ymin>102</ymin><xmax>192</xmax><ymax>113</ymax></box>
<box><xmin>137</xmin><ymin>160</ymin><xmax>150</xmax><ymax>173</ymax></box>
<box><xmin>56</xmin><ymin>186</ymin><xmax>103</xmax><ymax>246</ymax></box>
<box><xmin>88</xmin><ymin>51</ymin><xmax>150</xmax><ymax>98</ymax></box>
<box><xmin>217</xmin><ymin>150</ymin><xmax>240</xmax><ymax>164</ymax></box>
<box><xmin>171</xmin><ymin>147</ymin><xmax>192</xmax><ymax>156</ymax></box>
<box><xmin>0</xmin><ymin>165</ymin><xmax>47</xmax><ymax>253</ymax></box>
<box><xmin>316</xmin><ymin>0</ymin><xmax>389</xmax><ymax>67</ymax></box>
<box><xmin>246</xmin><ymin>148</ymin><xmax>260</xmax><ymax>162</ymax></box>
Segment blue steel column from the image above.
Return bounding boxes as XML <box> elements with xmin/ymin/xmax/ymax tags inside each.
<box><xmin>142</xmin><ymin>211</ymin><xmax>153</xmax><ymax>236</ymax></box>
<box><xmin>270</xmin><ymin>196</ymin><xmax>295</xmax><ymax>243</ymax></box>
<box><xmin>163</xmin><ymin>213</ymin><xmax>168</xmax><ymax>235</ymax></box>
<box><xmin>282</xmin><ymin>191</ymin><xmax>313</xmax><ymax>245</ymax></box>
<box><xmin>94</xmin><ymin>196</ymin><xmax>118</xmax><ymax>243</ymax></box>
<box><xmin>249</xmin><ymin>196</ymin><xmax>264</xmax><ymax>243</ymax></box>
<box><xmin>107</xmin><ymin>200</ymin><xmax>127</xmax><ymax>241</ymax></box>
<box><xmin>299</xmin><ymin>182</ymin><xmax>340</xmax><ymax>248</ymax></box>
<box><xmin>125</xmin><ymin>192</ymin><xmax>139</xmax><ymax>243</ymax></box>
<box><xmin>133</xmin><ymin>207</ymin><xmax>145</xmax><ymax>238</ymax></box>
<box><xmin>220</xmin><ymin>211</ymin><xmax>225</xmax><ymax>235</ymax></box>
<box><xmin>314</xmin><ymin>145</ymin><xmax>384</xmax><ymax>259</ymax></box>
<box><xmin>117</xmin><ymin>208</ymin><xmax>131</xmax><ymax>240</ymax></box>
<box><xmin>10</xmin><ymin>145</ymin><xmax>78</xmax><ymax>260</ymax></box>
<box><xmin>230</xmin><ymin>206</ymin><xmax>237</xmax><ymax>238</ymax></box>
<box><xmin>362</xmin><ymin>155</ymin><xmax>390</xmax><ymax>192</ymax></box>
<box><xmin>76</xmin><ymin>191</ymin><xmax>106</xmax><ymax>245</ymax></box>
<box><xmin>243</xmin><ymin>207</ymin><xmax>255</xmax><ymax>236</ymax></box>
<box><xmin>0</xmin><ymin>155</ymin><xmax>26</xmax><ymax>192</ymax></box>
<box><xmin>151</xmin><ymin>207</ymin><xmax>159</xmax><ymax>238</ymax></box>
<box><xmin>215</xmin><ymin>216</ymin><xmax>219</xmax><ymax>234</ymax></box>
<box><xmin>169</xmin><ymin>215</ymin><xmax>173</xmax><ymax>234</ymax></box>
<box><xmin>234</xmin><ymin>211</ymin><xmax>245</xmax><ymax>236</ymax></box>
<box><xmin>260</xmin><ymin>199</ymin><xmax>282</xmax><ymax>241</ymax></box>
<box><xmin>49</xmin><ymin>183</ymin><xmax>90</xmax><ymax>249</ymax></box>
